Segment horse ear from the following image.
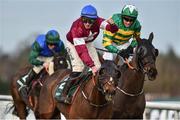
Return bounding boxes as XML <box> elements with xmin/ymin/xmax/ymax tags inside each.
<box><xmin>148</xmin><ymin>32</ymin><xmax>154</xmax><ymax>43</ymax></box>
<box><xmin>134</xmin><ymin>33</ymin><xmax>141</xmax><ymax>44</ymax></box>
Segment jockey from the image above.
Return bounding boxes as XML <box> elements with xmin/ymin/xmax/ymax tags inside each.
<box><xmin>20</xmin><ymin>30</ymin><xmax>65</xmax><ymax>99</ymax></box>
<box><xmin>102</xmin><ymin>4</ymin><xmax>141</xmax><ymax>62</ymax></box>
<box><xmin>56</xmin><ymin>4</ymin><xmax>118</xmax><ymax>103</ymax></box>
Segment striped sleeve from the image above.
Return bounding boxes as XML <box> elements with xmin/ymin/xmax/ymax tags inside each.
<box><xmin>103</xmin><ymin>30</ymin><xmax>119</xmax><ymax>53</ymax></box>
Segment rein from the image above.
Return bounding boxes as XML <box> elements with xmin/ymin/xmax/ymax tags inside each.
<box><xmin>124</xmin><ymin>58</ymin><xmax>135</xmax><ymax>70</ymax></box>
<box><xmin>117</xmin><ymin>86</ymin><xmax>144</xmax><ymax>97</ymax></box>
<box><xmin>119</xmin><ymin>57</ymin><xmax>145</xmax><ymax>97</ymax></box>
<box><xmin>81</xmin><ymin>74</ymin><xmax>110</xmax><ymax>107</ymax></box>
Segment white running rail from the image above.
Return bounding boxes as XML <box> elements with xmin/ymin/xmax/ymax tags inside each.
<box><xmin>144</xmin><ymin>101</ymin><xmax>180</xmax><ymax>120</ymax></box>
<box><xmin>0</xmin><ymin>95</ymin><xmax>180</xmax><ymax>119</ymax></box>
<box><xmin>0</xmin><ymin>95</ymin><xmax>12</xmax><ymax>101</ymax></box>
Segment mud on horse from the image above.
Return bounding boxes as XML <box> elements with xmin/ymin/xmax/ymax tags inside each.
<box><xmin>112</xmin><ymin>32</ymin><xmax>159</xmax><ymax>119</ymax></box>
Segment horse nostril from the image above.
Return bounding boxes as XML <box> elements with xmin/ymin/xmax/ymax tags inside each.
<box><xmin>112</xmin><ymin>90</ymin><xmax>116</xmax><ymax>95</ymax></box>
<box><xmin>148</xmin><ymin>68</ymin><xmax>158</xmax><ymax>80</ymax></box>
<box><xmin>150</xmin><ymin>68</ymin><xmax>157</xmax><ymax>76</ymax></box>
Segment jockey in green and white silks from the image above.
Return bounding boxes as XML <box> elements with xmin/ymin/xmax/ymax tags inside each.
<box><xmin>102</xmin><ymin>4</ymin><xmax>141</xmax><ymax>61</ymax></box>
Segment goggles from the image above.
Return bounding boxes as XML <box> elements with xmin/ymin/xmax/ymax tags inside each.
<box><xmin>82</xmin><ymin>17</ymin><xmax>96</xmax><ymax>24</ymax></box>
<box><xmin>123</xmin><ymin>16</ymin><xmax>135</xmax><ymax>23</ymax></box>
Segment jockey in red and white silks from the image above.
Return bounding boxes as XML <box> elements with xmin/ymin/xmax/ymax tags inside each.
<box><xmin>66</xmin><ymin>5</ymin><xmax>118</xmax><ymax>75</ymax></box>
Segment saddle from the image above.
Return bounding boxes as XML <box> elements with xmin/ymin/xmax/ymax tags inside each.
<box><xmin>55</xmin><ymin>67</ymin><xmax>92</xmax><ymax>104</ymax></box>
<box><xmin>17</xmin><ymin>69</ymin><xmax>48</xmax><ymax>106</ymax></box>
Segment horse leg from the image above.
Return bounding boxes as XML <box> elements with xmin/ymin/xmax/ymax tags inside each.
<box><xmin>14</xmin><ymin>100</ymin><xmax>28</xmax><ymax>119</ymax></box>
<box><xmin>51</xmin><ymin>107</ymin><xmax>61</xmax><ymax>119</ymax></box>
<box><xmin>11</xmin><ymin>79</ymin><xmax>28</xmax><ymax>119</ymax></box>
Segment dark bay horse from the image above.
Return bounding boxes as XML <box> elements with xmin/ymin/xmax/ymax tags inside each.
<box><xmin>37</xmin><ymin>60</ymin><xmax>120</xmax><ymax>119</ymax></box>
<box><xmin>10</xmin><ymin>51</ymin><xmax>70</xmax><ymax>119</ymax></box>
<box><xmin>112</xmin><ymin>32</ymin><xmax>159</xmax><ymax>119</ymax></box>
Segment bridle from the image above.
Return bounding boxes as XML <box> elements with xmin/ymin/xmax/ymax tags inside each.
<box><xmin>81</xmin><ymin>64</ymin><xmax>117</xmax><ymax>107</ymax></box>
<box><xmin>81</xmin><ymin>74</ymin><xmax>110</xmax><ymax>107</ymax></box>
<box><xmin>118</xmin><ymin>45</ymin><xmax>156</xmax><ymax>97</ymax></box>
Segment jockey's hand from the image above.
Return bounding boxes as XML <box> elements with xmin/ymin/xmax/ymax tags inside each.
<box><xmin>106</xmin><ymin>18</ymin><xmax>118</xmax><ymax>33</ymax></box>
<box><xmin>106</xmin><ymin>24</ymin><xmax>118</xmax><ymax>33</ymax></box>
<box><xmin>91</xmin><ymin>66</ymin><xmax>98</xmax><ymax>76</ymax></box>
<box><xmin>43</xmin><ymin>62</ymin><xmax>49</xmax><ymax>72</ymax></box>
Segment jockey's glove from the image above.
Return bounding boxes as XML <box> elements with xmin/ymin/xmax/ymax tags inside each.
<box><xmin>106</xmin><ymin>24</ymin><xmax>118</xmax><ymax>33</ymax></box>
<box><xmin>118</xmin><ymin>49</ymin><xmax>129</xmax><ymax>59</ymax></box>
<box><xmin>126</xmin><ymin>46</ymin><xmax>134</xmax><ymax>54</ymax></box>
<box><xmin>118</xmin><ymin>46</ymin><xmax>133</xmax><ymax>59</ymax></box>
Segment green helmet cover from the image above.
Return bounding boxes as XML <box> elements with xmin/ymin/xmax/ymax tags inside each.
<box><xmin>46</xmin><ymin>30</ymin><xmax>60</xmax><ymax>44</ymax></box>
<box><xmin>121</xmin><ymin>5</ymin><xmax>138</xmax><ymax>18</ymax></box>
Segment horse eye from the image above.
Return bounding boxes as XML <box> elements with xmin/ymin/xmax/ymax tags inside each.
<box><xmin>100</xmin><ymin>68</ymin><xmax>106</xmax><ymax>75</ymax></box>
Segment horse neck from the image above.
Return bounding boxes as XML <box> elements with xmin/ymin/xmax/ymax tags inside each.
<box><xmin>83</xmin><ymin>76</ymin><xmax>107</xmax><ymax>105</ymax></box>
<box><xmin>120</xmin><ymin>56</ymin><xmax>145</xmax><ymax>94</ymax></box>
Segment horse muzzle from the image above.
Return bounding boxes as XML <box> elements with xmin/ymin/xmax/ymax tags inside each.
<box><xmin>147</xmin><ymin>67</ymin><xmax>158</xmax><ymax>81</ymax></box>
<box><xmin>103</xmin><ymin>87</ymin><xmax>116</xmax><ymax>101</ymax></box>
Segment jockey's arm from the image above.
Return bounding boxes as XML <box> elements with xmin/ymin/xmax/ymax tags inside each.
<box><xmin>103</xmin><ymin>29</ymin><xmax>119</xmax><ymax>53</ymax></box>
<box><xmin>74</xmin><ymin>38</ymin><xmax>95</xmax><ymax>68</ymax></box>
<box><xmin>71</xmin><ymin>27</ymin><xmax>95</xmax><ymax>68</ymax></box>
<box><xmin>99</xmin><ymin>17</ymin><xmax>118</xmax><ymax>33</ymax></box>
<box><xmin>29</xmin><ymin>41</ymin><xmax>44</xmax><ymax>66</ymax></box>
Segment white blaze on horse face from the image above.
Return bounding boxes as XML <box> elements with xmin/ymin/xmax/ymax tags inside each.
<box><xmin>108</xmin><ymin>77</ymin><xmax>114</xmax><ymax>85</ymax></box>
<box><xmin>110</xmin><ymin>77</ymin><xmax>113</xmax><ymax>82</ymax></box>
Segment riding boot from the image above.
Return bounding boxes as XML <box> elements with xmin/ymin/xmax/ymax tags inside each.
<box><xmin>56</xmin><ymin>72</ymin><xmax>80</xmax><ymax>104</ymax></box>
<box><xmin>20</xmin><ymin>69</ymin><xmax>37</xmax><ymax>100</ymax></box>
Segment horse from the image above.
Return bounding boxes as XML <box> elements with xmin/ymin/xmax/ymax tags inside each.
<box><xmin>37</xmin><ymin>60</ymin><xmax>121</xmax><ymax>119</ymax></box>
<box><xmin>112</xmin><ymin>32</ymin><xmax>159</xmax><ymax>119</ymax></box>
<box><xmin>10</xmin><ymin>50</ymin><xmax>70</xmax><ymax>119</ymax></box>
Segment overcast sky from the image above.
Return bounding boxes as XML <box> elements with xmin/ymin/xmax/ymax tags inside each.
<box><xmin>0</xmin><ymin>0</ymin><xmax>180</xmax><ymax>56</ymax></box>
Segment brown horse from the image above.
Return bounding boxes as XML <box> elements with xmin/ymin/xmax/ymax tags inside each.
<box><xmin>112</xmin><ymin>32</ymin><xmax>159</xmax><ymax>119</ymax></box>
<box><xmin>37</xmin><ymin>60</ymin><xmax>120</xmax><ymax>119</ymax></box>
<box><xmin>10</xmin><ymin>51</ymin><xmax>70</xmax><ymax>119</ymax></box>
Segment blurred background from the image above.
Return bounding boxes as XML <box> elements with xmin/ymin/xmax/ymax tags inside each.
<box><xmin>0</xmin><ymin>0</ymin><xmax>180</xmax><ymax>101</ymax></box>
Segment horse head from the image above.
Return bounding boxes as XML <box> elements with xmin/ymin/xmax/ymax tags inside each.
<box><xmin>134</xmin><ymin>32</ymin><xmax>159</xmax><ymax>81</ymax></box>
<box><xmin>96</xmin><ymin>60</ymin><xmax>121</xmax><ymax>101</ymax></box>
<box><xmin>52</xmin><ymin>49</ymin><xmax>70</xmax><ymax>71</ymax></box>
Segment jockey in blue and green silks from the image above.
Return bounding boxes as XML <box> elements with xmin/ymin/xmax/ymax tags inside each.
<box><xmin>102</xmin><ymin>4</ymin><xmax>142</xmax><ymax>61</ymax></box>
<box><xmin>20</xmin><ymin>30</ymin><xmax>65</xmax><ymax>99</ymax></box>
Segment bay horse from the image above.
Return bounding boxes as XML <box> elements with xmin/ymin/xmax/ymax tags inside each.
<box><xmin>10</xmin><ymin>51</ymin><xmax>70</xmax><ymax>119</ymax></box>
<box><xmin>112</xmin><ymin>32</ymin><xmax>159</xmax><ymax>119</ymax></box>
<box><xmin>37</xmin><ymin>60</ymin><xmax>121</xmax><ymax>119</ymax></box>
